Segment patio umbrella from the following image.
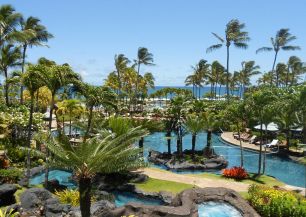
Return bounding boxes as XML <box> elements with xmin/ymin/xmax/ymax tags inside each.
<box><xmin>254</xmin><ymin>122</ymin><xmax>279</xmax><ymax>132</ymax></box>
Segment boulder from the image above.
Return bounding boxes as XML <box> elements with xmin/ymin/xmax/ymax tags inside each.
<box><xmin>46</xmin><ymin>179</ymin><xmax>67</xmax><ymax>193</ymax></box>
<box><xmin>106</xmin><ymin>187</ymin><xmax>260</xmax><ymax>217</ymax></box>
<box><xmin>20</xmin><ymin>188</ymin><xmax>52</xmax><ymax>210</ymax></box>
<box><xmin>91</xmin><ymin>200</ymin><xmax>116</xmax><ymax>217</ymax></box>
<box><xmin>45</xmin><ymin>198</ymin><xmax>71</xmax><ymax>217</ymax></box>
<box><xmin>0</xmin><ymin>184</ymin><xmax>18</xmax><ymax>206</ymax></box>
<box><xmin>149</xmin><ymin>150</ymin><xmax>228</xmax><ymax>171</ymax></box>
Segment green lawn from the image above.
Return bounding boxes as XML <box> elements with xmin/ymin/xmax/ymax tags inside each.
<box><xmin>134</xmin><ymin>178</ymin><xmax>195</xmax><ymax>194</ymax></box>
<box><xmin>190</xmin><ymin>173</ymin><xmax>285</xmax><ymax>187</ymax></box>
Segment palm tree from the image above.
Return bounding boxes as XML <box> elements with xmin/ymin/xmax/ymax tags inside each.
<box><xmin>47</xmin><ymin>126</ymin><xmax>148</xmax><ymax>217</ymax></box>
<box><xmin>135</xmin><ymin>47</ymin><xmax>154</xmax><ymax>110</ymax></box>
<box><xmin>19</xmin><ymin>16</ymin><xmax>53</xmax><ymax>104</ymax></box>
<box><xmin>77</xmin><ymin>84</ymin><xmax>117</xmax><ymax>139</ymax></box>
<box><xmin>38</xmin><ymin>64</ymin><xmax>79</xmax><ymax>186</ymax></box>
<box><xmin>239</xmin><ymin>61</ymin><xmax>260</xmax><ymax>95</ymax></box>
<box><xmin>286</xmin><ymin>56</ymin><xmax>306</xmax><ymax>86</ymax></box>
<box><xmin>185</xmin><ymin>114</ymin><xmax>203</xmax><ymax>157</ymax></box>
<box><xmin>114</xmin><ymin>54</ymin><xmax>130</xmax><ymax>96</ymax></box>
<box><xmin>21</xmin><ymin>64</ymin><xmax>44</xmax><ymax>185</ymax></box>
<box><xmin>57</xmin><ymin>99</ymin><xmax>84</xmax><ymax>136</ymax></box>
<box><xmin>257</xmin><ymin>71</ymin><xmax>275</xmax><ymax>86</ymax></box>
<box><xmin>245</xmin><ymin>87</ymin><xmax>276</xmax><ymax>176</ymax></box>
<box><xmin>201</xmin><ymin>111</ymin><xmax>218</xmax><ymax>156</ymax></box>
<box><xmin>275</xmin><ymin>63</ymin><xmax>287</xmax><ymax>87</ymax></box>
<box><xmin>256</xmin><ymin>29</ymin><xmax>300</xmax><ymax>87</ymax></box>
<box><xmin>207</xmin><ymin>19</ymin><xmax>250</xmax><ymax>98</ymax></box>
<box><xmin>0</xmin><ymin>44</ymin><xmax>21</xmax><ymax>105</ymax></box>
<box><xmin>0</xmin><ymin>5</ymin><xmax>22</xmax><ymax>47</ymax></box>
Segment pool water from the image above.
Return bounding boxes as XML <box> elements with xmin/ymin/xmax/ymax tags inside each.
<box><xmin>143</xmin><ymin>132</ymin><xmax>306</xmax><ymax>188</ymax></box>
<box><xmin>198</xmin><ymin>201</ymin><xmax>242</xmax><ymax>217</ymax></box>
<box><xmin>29</xmin><ymin>169</ymin><xmax>77</xmax><ymax>189</ymax></box>
<box><xmin>113</xmin><ymin>191</ymin><xmax>164</xmax><ymax>207</ymax></box>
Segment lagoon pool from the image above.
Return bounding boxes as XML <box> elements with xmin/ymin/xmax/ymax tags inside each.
<box><xmin>29</xmin><ymin>169</ymin><xmax>77</xmax><ymax>189</ymax></box>
<box><xmin>113</xmin><ymin>191</ymin><xmax>164</xmax><ymax>207</ymax></box>
<box><xmin>198</xmin><ymin>201</ymin><xmax>242</xmax><ymax>217</ymax></box>
<box><xmin>143</xmin><ymin>132</ymin><xmax>306</xmax><ymax>188</ymax></box>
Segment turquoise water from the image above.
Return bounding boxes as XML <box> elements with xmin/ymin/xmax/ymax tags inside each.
<box><xmin>29</xmin><ymin>169</ymin><xmax>77</xmax><ymax>189</ymax></box>
<box><xmin>198</xmin><ymin>201</ymin><xmax>242</xmax><ymax>217</ymax></box>
<box><xmin>144</xmin><ymin>132</ymin><xmax>306</xmax><ymax>188</ymax></box>
<box><xmin>113</xmin><ymin>191</ymin><xmax>163</xmax><ymax>207</ymax></box>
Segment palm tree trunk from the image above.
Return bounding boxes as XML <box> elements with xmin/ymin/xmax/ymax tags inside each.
<box><xmin>272</xmin><ymin>51</ymin><xmax>278</xmax><ymax>87</ymax></box>
<box><xmin>20</xmin><ymin>45</ymin><xmax>27</xmax><ymax>104</ymax></box>
<box><xmin>205</xmin><ymin>130</ymin><xmax>212</xmax><ymax>156</ymax></box>
<box><xmin>263</xmin><ymin>129</ymin><xmax>268</xmax><ymax>174</ymax></box>
<box><xmin>85</xmin><ymin>106</ymin><xmax>94</xmax><ymax>140</ymax></box>
<box><xmin>26</xmin><ymin>93</ymin><xmax>35</xmax><ymax>186</ymax></box>
<box><xmin>191</xmin><ymin>134</ymin><xmax>196</xmax><ymax>157</ymax></box>
<box><xmin>166</xmin><ymin>131</ymin><xmax>171</xmax><ymax>155</ymax></box>
<box><xmin>4</xmin><ymin>69</ymin><xmax>9</xmax><ymax>106</ymax></box>
<box><xmin>286</xmin><ymin>129</ymin><xmax>290</xmax><ymax>151</ymax></box>
<box><xmin>135</xmin><ymin>62</ymin><xmax>141</xmax><ymax>111</ymax></box>
<box><xmin>237</xmin><ymin>126</ymin><xmax>244</xmax><ymax>167</ymax></box>
<box><xmin>35</xmin><ymin>89</ymin><xmax>40</xmax><ymax>112</ymax></box>
<box><xmin>226</xmin><ymin>45</ymin><xmax>230</xmax><ymax>100</ymax></box>
<box><xmin>79</xmin><ymin>177</ymin><xmax>91</xmax><ymax>217</ymax></box>
<box><xmin>302</xmin><ymin>116</ymin><xmax>306</xmax><ymax>144</ymax></box>
<box><xmin>257</xmin><ymin>120</ymin><xmax>263</xmax><ymax>176</ymax></box>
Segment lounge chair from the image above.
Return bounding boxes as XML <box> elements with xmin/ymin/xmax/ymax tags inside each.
<box><xmin>264</xmin><ymin>139</ymin><xmax>279</xmax><ymax>148</ymax></box>
<box><xmin>248</xmin><ymin>135</ymin><xmax>257</xmax><ymax>144</ymax></box>
<box><xmin>241</xmin><ymin>133</ymin><xmax>251</xmax><ymax>142</ymax></box>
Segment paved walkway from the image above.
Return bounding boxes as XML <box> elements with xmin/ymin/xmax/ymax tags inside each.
<box><xmin>221</xmin><ymin>132</ymin><xmax>271</xmax><ymax>152</ymax></box>
<box><xmin>139</xmin><ymin>168</ymin><xmax>306</xmax><ymax>195</ymax></box>
<box><xmin>139</xmin><ymin>168</ymin><xmax>249</xmax><ymax>192</ymax></box>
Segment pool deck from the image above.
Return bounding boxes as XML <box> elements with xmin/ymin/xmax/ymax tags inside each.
<box><xmin>220</xmin><ymin>132</ymin><xmax>271</xmax><ymax>153</ymax></box>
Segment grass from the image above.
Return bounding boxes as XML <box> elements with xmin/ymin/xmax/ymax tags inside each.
<box><xmin>190</xmin><ymin>172</ymin><xmax>285</xmax><ymax>187</ymax></box>
<box><xmin>134</xmin><ymin>177</ymin><xmax>194</xmax><ymax>194</ymax></box>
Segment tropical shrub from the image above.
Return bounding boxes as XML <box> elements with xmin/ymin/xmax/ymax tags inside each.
<box><xmin>0</xmin><ymin>168</ymin><xmax>23</xmax><ymax>183</ymax></box>
<box><xmin>222</xmin><ymin>166</ymin><xmax>248</xmax><ymax>180</ymax></box>
<box><xmin>55</xmin><ymin>189</ymin><xmax>96</xmax><ymax>206</ymax></box>
<box><xmin>248</xmin><ymin>184</ymin><xmax>306</xmax><ymax>217</ymax></box>
<box><xmin>0</xmin><ymin>208</ymin><xmax>19</xmax><ymax>217</ymax></box>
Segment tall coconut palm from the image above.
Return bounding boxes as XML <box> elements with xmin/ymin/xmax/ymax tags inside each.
<box><xmin>256</xmin><ymin>29</ymin><xmax>300</xmax><ymax>87</ymax></box>
<box><xmin>19</xmin><ymin>16</ymin><xmax>53</xmax><ymax>104</ymax></box>
<box><xmin>0</xmin><ymin>44</ymin><xmax>21</xmax><ymax>105</ymax></box>
<box><xmin>275</xmin><ymin>63</ymin><xmax>287</xmax><ymax>87</ymax></box>
<box><xmin>38</xmin><ymin>64</ymin><xmax>79</xmax><ymax>186</ymax></box>
<box><xmin>21</xmin><ymin>64</ymin><xmax>44</xmax><ymax>185</ymax></box>
<box><xmin>135</xmin><ymin>47</ymin><xmax>154</xmax><ymax>110</ymax></box>
<box><xmin>114</xmin><ymin>54</ymin><xmax>130</xmax><ymax>96</ymax></box>
<box><xmin>0</xmin><ymin>5</ymin><xmax>22</xmax><ymax>47</ymax></box>
<box><xmin>47</xmin><ymin>126</ymin><xmax>147</xmax><ymax>217</ymax></box>
<box><xmin>185</xmin><ymin>114</ymin><xmax>203</xmax><ymax>157</ymax></box>
<box><xmin>286</xmin><ymin>56</ymin><xmax>306</xmax><ymax>86</ymax></box>
<box><xmin>77</xmin><ymin>84</ymin><xmax>117</xmax><ymax>139</ymax></box>
<box><xmin>207</xmin><ymin>19</ymin><xmax>250</xmax><ymax>99</ymax></box>
<box><xmin>239</xmin><ymin>61</ymin><xmax>260</xmax><ymax>95</ymax></box>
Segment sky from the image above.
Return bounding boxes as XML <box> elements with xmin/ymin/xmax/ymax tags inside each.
<box><xmin>1</xmin><ymin>0</ymin><xmax>306</xmax><ymax>86</ymax></box>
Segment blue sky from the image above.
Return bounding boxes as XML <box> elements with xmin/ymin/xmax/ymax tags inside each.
<box><xmin>1</xmin><ymin>0</ymin><xmax>306</xmax><ymax>86</ymax></box>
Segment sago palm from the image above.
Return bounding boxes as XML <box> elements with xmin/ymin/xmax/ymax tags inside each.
<box><xmin>256</xmin><ymin>28</ymin><xmax>300</xmax><ymax>87</ymax></box>
<box><xmin>47</xmin><ymin>126</ymin><xmax>148</xmax><ymax>217</ymax></box>
<box><xmin>207</xmin><ymin>19</ymin><xmax>250</xmax><ymax>99</ymax></box>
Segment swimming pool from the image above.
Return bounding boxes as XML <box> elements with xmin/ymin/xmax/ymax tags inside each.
<box><xmin>29</xmin><ymin>169</ymin><xmax>77</xmax><ymax>189</ymax></box>
<box><xmin>113</xmin><ymin>191</ymin><xmax>164</xmax><ymax>207</ymax></box>
<box><xmin>143</xmin><ymin>132</ymin><xmax>306</xmax><ymax>188</ymax></box>
<box><xmin>198</xmin><ymin>201</ymin><xmax>242</xmax><ymax>217</ymax></box>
